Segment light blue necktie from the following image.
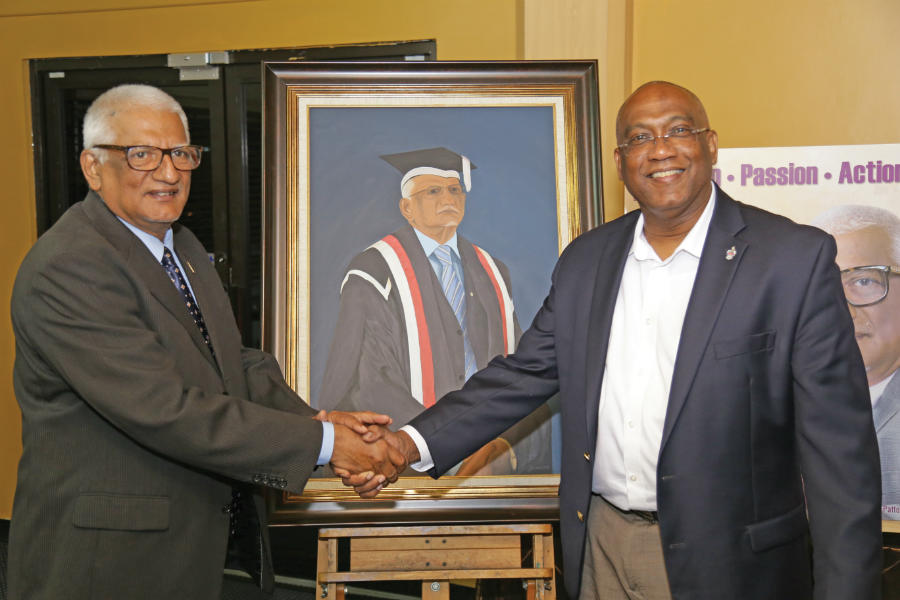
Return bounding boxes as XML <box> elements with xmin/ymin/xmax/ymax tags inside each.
<box><xmin>434</xmin><ymin>245</ymin><xmax>477</xmax><ymax>379</ymax></box>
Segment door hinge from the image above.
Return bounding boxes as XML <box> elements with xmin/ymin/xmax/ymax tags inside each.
<box><xmin>167</xmin><ymin>52</ymin><xmax>230</xmax><ymax>81</ymax></box>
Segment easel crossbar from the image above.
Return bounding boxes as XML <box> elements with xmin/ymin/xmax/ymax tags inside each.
<box><xmin>319</xmin><ymin>568</ymin><xmax>553</xmax><ymax>582</ymax></box>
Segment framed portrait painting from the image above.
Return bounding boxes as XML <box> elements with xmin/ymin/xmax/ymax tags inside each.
<box><xmin>262</xmin><ymin>60</ymin><xmax>601</xmax><ymax>524</ymax></box>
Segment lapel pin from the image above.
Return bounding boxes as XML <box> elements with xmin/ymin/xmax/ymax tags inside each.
<box><xmin>725</xmin><ymin>246</ymin><xmax>737</xmax><ymax>261</ymax></box>
<box><xmin>186</xmin><ymin>260</ymin><xmax>195</xmax><ymax>273</ymax></box>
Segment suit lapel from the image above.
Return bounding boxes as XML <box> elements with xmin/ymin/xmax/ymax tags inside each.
<box><xmin>660</xmin><ymin>189</ymin><xmax>747</xmax><ymax>452</ymax></box>
<box><xmin>873</xmin><ymin>371</ymin><xmax>900</xmax><ymax>432</ymax></box>
<box><xmin>171</xmin><ymin>229</ymin><xmax>222</xmax><ymax>372</ymax></box>
<box><xmin>584</xmin><ymin>214</ymin><xmax>638</xmax><ymax>445</ymax></box>
<box><xmin>82</xmin><ymin>192</ymin><xmax>218</xmax><ymax>369</ymax></box>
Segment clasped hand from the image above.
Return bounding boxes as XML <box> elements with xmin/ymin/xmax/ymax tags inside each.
<box><xmin>314</xmin><ymin>410</ymin><xmax>414</xmax><ymax>498</ymax></box>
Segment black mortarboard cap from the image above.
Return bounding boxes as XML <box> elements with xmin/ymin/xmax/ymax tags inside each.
<box><xmin>380</xmin><ymin>147</ymin><xmax>477</xmax><ymax>192</ymax></box>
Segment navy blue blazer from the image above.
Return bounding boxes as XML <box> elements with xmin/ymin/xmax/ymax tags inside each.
<box><xmin>408</xmin><ymin>186</ymin><xmax>881</xmax><ymax>599</ymax></box>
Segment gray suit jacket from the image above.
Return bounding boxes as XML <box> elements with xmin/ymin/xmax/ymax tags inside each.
<box><xmin>409</xmin><ymin>187</ymin><xmax>882</xmax><ymax>599</ymax></box>
<box><xmin>8</xmin><ymin>192</ymin><xmax>321</xmax><ymax>599</ymax></box>
<box><xmin>875</xmin><ymin>371</ymin><xmax>900</xmax><ymax>518</ymax></box>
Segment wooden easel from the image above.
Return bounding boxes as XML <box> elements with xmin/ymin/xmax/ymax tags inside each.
<box><xmin>316</xmin><ymin>523</ymin><xmax>556</xmax><ymax>599</ymax></box>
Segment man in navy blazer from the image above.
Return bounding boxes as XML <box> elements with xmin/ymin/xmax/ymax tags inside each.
<box><xmin>355</xmin><ymin>82</ymin><xmax>882</xmax><ymax>599</ymax></box>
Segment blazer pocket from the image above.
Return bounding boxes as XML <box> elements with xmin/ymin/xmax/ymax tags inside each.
<box><xmin>73</xmin><ymin>493</ymin><xmax>170</xmax><ymax>531</ymax></box>
<box><xmin>746</xmin><ymin>503</ymin><xmax>808</xmax><ymax>552</ymax></box>
<box><xmin>714</xmin><ymin>330</ymin><xmax>776</xmax><ymax>360</ymax></box>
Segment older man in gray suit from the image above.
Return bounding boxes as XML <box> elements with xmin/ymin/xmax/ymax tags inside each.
<box><xmin>814</xmin><ymin>204</ymin><xmax>900</xmax><ymax>519</ymax></box>
<box><xmin>8</xmin><ymin>84</ymin><xmax>403</xmax><ymax>600</ymax></box>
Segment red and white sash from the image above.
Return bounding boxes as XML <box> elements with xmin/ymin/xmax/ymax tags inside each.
<box><xmin>472</xmin><ymin>244</ymin><xmax>516</xmax><ymax>356</ymax></box>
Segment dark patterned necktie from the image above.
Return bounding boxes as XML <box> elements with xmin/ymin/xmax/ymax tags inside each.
<box><xmin>161</xmin><ymin>247</ymin><xmax>215</xmax><ymax>359</ymax></box>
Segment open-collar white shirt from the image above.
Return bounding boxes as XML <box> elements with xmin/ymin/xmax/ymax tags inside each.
<box><xmin>592</xmin><ymin>187</ymin><xmax>717</xmax><ymax>511</ymax></box>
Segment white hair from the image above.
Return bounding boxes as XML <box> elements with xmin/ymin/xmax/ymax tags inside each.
<box><xmin>811</xmin><ymin>204</ymin><xmax>900</xmax><ymax>265</ymax></box>
<box><xmin>82</xmin><ymin>84</ymin><xmax>190</xmax><ymax>155</ymax></box>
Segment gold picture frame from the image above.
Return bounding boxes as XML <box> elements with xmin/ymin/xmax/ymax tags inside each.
<box><xmin>262</xmin><ymin>60</ymin><xmax>601</xmax><ymax>524</ymax></box>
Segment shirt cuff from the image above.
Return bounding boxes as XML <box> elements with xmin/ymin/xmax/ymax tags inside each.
<box><xmin>400</xmin><ymin>425</ymin><xmax>434</xmax><ymax>472</ymax></box>
<box><xmin>317</xmin><ymin>421</ymin><xmax>334</xmax><ymax>466</ymax></box>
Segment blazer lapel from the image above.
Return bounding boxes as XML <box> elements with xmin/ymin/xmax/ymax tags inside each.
<box><xmin>584</xmin><ymin>214</ymin><xmax>638</xmax><ymax>445</ymax></box>
<box><xmin>660</xmin><ymin>189</ymin><xmax>747</xmax><ymax>452</ymax></box>
<box><xmin>82</xmin><ymin>192</ymin><xmax>218</xmax><ymax>369</ymax></box>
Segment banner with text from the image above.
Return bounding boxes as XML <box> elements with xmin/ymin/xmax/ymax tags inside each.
<box><xmin>715</xmin><ymin>143</ymin><xmax>899</xmax><ymax>222</ymax></box>
<box><xmin>718</xmin><ymin>143</ymin><xmax>900</xmax><ymax>521</ymax></box>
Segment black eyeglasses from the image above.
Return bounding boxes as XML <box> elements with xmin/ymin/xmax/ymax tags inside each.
<box><xmin>840</xmin><ymin>265</ymin><xmax>900</xmax><ymax>307</ymax></box>
<box><xmin>617</xmin><ymin>127</ymin><xmax>710</xmax><ymax>152</ymax></box>
<box><xmin>93</xmin><ymin>144</ymin><xmax>203</xmax><ymax>171</ymax></box>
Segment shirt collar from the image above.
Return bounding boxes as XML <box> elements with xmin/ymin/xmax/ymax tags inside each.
<box><xmin>630</xmin><ymin>184</ymin><xmax>717</xmax><ymax>263</ymax></box>
<box><xmin>116</xmin><ymin>217</ymin><xmax>173</xmax><ymax>262</ymax></box>
<box><xmin>413</xmin><ymin>227</ymin><xmax>460</xmax><ymax>259</ymax></box>
<box><xmin>869</xmin><ymin>369</ymin><xmax>896</xmax><ymax>406</ymax></box>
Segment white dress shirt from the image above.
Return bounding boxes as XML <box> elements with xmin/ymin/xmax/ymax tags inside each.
<box><xmin>592</xmin><ymin>189</ymin><xmax>716</xmax><ymax>511</ymax></box>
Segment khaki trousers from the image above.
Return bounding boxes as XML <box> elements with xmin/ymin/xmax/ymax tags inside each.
<box><xmin>578</xmin><ymin>494</ymin><xmax>672</xmax><ymax>600</ymax></box>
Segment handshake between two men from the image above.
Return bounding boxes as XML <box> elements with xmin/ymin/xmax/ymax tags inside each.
<box><xmin>314</xmin><ymin>410</ymin><xmax>420</xmax><ymax>497</ymax></box>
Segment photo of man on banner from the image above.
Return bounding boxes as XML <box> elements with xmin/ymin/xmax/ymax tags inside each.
<box><xmin>813</xmin><ymin>205</ymin><xmax>900</xmax><ymax>520</ymax></box>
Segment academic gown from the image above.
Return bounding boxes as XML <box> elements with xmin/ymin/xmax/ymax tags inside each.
<box><xmin>319</xmin><ymin>224</ymin><xmax>552</xmax><ymax>473</ymax></box>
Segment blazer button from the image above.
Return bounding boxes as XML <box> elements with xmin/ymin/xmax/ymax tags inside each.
<box><xmin>583</xmin><ymin>452</ymin><xmax>591</xmax><ymax>461</ymax></box>
<box><xmin>577</xmin><ymin>510</ymin><xmax>584</xmax><ymax>522</ymax></box>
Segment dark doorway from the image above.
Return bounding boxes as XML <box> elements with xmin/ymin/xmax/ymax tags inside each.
<box><xmin>30</xmin><ymin>40</ymin><xmax>436</xmax><ymax>347</ymax></box>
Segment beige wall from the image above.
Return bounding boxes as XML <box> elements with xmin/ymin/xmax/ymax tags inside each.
<box><xmin>523</xmin><ymin>0</ymin><xmax>630</xmax><ymax>223</ymax></box>
<box><xmin>2</xmin><ymin>0</ymin><xmax>898</xmax><ymax>519</ymax></box>
<box><xmin>630</xmin><ymin>0</ymin><xmax>900</xmax><ymax>149</ymax></box>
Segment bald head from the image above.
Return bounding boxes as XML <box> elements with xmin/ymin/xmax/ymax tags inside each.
<box><xmin>612</xmin><ymin>80</ymin><xmax>718</xmax><ymax>251</ymax></box>
<box><xmin>616</xmin><ymin>81</ymin><xmax>710</xmax><ymax>144</ymax></box>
